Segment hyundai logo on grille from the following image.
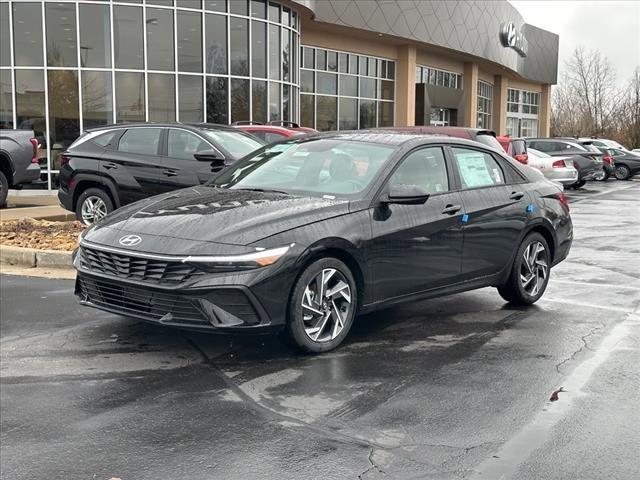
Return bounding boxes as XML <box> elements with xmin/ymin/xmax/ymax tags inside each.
<box><xmin>119</xmin><ymin>234</ymin><xmax>142</xmax><ymax>247</ymax></box>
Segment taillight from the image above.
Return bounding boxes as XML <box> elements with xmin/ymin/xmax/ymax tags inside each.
<box><xmin>552</xmin><ymin>160</ymin><xmax>566</xmax><ymax>168</ymax></box>
<box><xmin>556</xmin><ymin>192</ymin><xmax>570</xmax><ymax>213</ymax></box>
<box><xmin>603</xmin><ymin>155</ymin><xmax>613</xmax><ymax>165</ymax></box>
<box><xmin>29</xmin><ymin>138</ymin><xmax>39</xmax><ymax>164</ymax></box>
<box><xmin>58</xmin><ymin>154</ymin><xmax>70</xmax><ymax>166</ymax></box>
<box><xmin>515</xmin><ymin>153</ymin><xmax>528</xmax><ymax>164</ymax></box>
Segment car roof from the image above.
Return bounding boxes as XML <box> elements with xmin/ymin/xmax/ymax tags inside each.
<box><xmin>85</xmin><ymin>122</ymin><xmax>237</xmax><ymax>132</ymax></box>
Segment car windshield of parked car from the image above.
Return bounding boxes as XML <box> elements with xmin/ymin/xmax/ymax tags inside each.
<box><xmin>474</xmin><ymin>133</ymin><xmax>504</xmax><ymax>151</ymax></box>
<box><xmin>200</xmin><ymin>129</ymin><xmax>264</xmax><ymax>158</ymax></box>
<box><xmin>211</xmin><ymin>138</ymin><xmax>396</xmax><ymax>197</ymax></box>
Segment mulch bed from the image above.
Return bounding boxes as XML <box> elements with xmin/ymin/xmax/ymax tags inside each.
<box><xmin>0</xmin><ymin>218</ymin><xmax>85</xmax><ymax>251</ymax></box>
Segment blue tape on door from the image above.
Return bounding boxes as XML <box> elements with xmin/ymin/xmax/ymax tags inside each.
<box><xmin>462</xmin><ymin>214</ymin><xmax>470</xmax><ymax>223</ymax></box>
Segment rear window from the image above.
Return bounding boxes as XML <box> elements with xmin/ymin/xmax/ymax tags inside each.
<box><xmin>69</xmin><ymin>130</ymin><xmax>119</xmax><ymax>149</ymax></box>
<box><xmin>475</xmin><ymin>133</ymin><xmax>503</xmax><ymax>151</ymax></box>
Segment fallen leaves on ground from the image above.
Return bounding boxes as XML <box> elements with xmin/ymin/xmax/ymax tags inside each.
<box><xmin>0</xmin><ymin>218</ymin><xmax>85</xmax><ymax>251</ymax></box>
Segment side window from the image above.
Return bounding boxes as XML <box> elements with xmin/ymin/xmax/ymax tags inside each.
<box><xmin>93</xmin><ymin>131</ymin><xmax>118</xmax><ymax>147</ymax></box>
<box><xmin>531</xmin><ymin>141</ymin><xmax>550</xmax><ymax>152</ymax></box>
<box><xmin>251</xmin><ymin>131</ymin><xmax>268</xmax><ymax>141</ymax></box>
<box><xmin>167</xmin><ymin>129</ymin><xmax>210</xmax><ymax>161</ymax></box>
<box><xmin>389</xmin><ymin>147</ymin><xmax>449</xmax><ymax>194</ymax></box>
<box><xmin>118</xmin><ymin>128</ymin><xmax>162</xmax><ymax>155</ymax></box>
<box><xmin>452</xmin><ymin>147</ymin><xmax>505</xmax><ymax>189</ymax></box>
<box><xmin>265</xmin><ymin>132</ymin><xmax>287</xmax><ymax>143</ymax></box>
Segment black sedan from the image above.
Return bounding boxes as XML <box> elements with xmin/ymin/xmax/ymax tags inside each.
<box><xmin>74</xmin><ymin>132</ymin><xmax>573</xmax><ymax>352</ymax></box>
<box><xmin>610</xmin><ymin>149</ymin><xmax>640</xmax><ymax>180</ymax></box>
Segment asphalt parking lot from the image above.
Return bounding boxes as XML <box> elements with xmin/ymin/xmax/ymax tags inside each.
<box><xmin>1</xmin><ymin>179</ymin><xmax>639</xmax><ymax>480</ymax></box>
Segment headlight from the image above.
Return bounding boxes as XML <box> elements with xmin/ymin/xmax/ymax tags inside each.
<box><xmin>182</xmin><ymin>244</ymin><xmax>293</xmax><ymax>272</ymax></box>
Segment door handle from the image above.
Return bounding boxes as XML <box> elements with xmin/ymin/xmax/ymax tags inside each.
<box><xmin>510</xmin><ymin>191</ymin><xmax>525</xmax><ymax>200</ymax></box>
<box><xmin>441</xmin><ymin>204</ymin><xmax>462</xmax><ymax>215</ymax></box>
<box><xmin>163</xmin><ymin>169</ymin><xmax>178</xmax><ymax>177</ymax></box>
<box><xmin>103</xmin><ymin>163</ymin><xmax>117</xmax><ymax>170</ymax></box>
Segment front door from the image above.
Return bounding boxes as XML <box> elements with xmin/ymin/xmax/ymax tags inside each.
<box><xmin>448</xmin><ymin>146</ymin><xmax>530</xmax><ymax>279</ymax></box>
<box><xmin>368</xmin><ymin>146</ymin><xmax>465</xmax><ymax>302</ymax></box>
<box><xmin>161</xmin><ymin>129</ymin><xmax>222</xmax><ymax>188</ymax></box>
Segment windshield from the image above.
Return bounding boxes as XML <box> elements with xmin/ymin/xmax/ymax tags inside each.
<box><xmin>603</xmin><ymin>139</ymin><xmax>625</xmax><ymax>149</ymax></box>
<box><xmin>211</xmin><ymin>138</ymin><xmax>396</xmax><ymax>197</ymax></box>
<box><xmin>475</xmin><ymin>133</ymin><xmax>504</xmax><ymax>151</ymax></box>
<box><xmin>200</xmin><ymin>129</ymin><xmax>264</xmax><ymax>158</ymax></box>
<box><xmin>527</xmin><ymin>148</ymin><xmax>550</xmax><ymax>159</ymax></box>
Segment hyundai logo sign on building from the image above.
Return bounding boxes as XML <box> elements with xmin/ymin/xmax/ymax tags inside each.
<box><xmin>500</xmin><ymin>22</ymin><xmax>529</xmax><ymax>57</ymax></box>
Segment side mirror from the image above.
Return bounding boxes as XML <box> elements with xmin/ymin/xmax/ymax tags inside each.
<box><xmin>194</xmin><ymin>149</ymin><xmax>223</xmax><ymax>162</ymax></box>
<box><xmin>384</xmin><ymin>184</ymin><xmax>430</xmax><ymax>205</ymax></box>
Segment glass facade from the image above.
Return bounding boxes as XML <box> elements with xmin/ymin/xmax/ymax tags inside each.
<box><xmin>300</xmin><ymin>46</ymin><xmax>395</xmax><ymax>131</ymax></box>
<box><xmin>476</xmin><ymin>80</ymin><xmax>493</xmax><ymax>129</ymax></box>
<box><xmin>416</xmin><ymin>65</ymin><xmax>462</xmax><ymax>90</ymax></box>
<box><xmin>506</xmin><ymin>88</ymin><xmax>540</xmax><ymax>137</ymax></box>
<box><xmin>0</xmin><ymin>0</ymin><xmax>300</xmax><ymax>189</ymax></box>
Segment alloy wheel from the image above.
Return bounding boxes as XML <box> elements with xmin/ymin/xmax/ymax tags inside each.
<box><xmin>615</xmin><ymin>165</ymin><xmax>630</xmax><ymax>180</ymax></box>
<box><xmin>520</xmin><ymin>241</ymin><xmax>548</xmax><ymax>296</ymax></box>
<box><xmin>81</xmin><ymin>196</ymin><xmax>108</xmax><ymax>225</ymax></box>
<box><xmin>301</xmin><ymin>268</ymin><xmax>353</xmax><ymax>343</ymax></box>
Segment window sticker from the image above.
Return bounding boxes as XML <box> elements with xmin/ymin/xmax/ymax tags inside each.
<box><xmin>455</xmin><ymin>152</ymin><xmax>494</xmax><ymax>187</ymax></box>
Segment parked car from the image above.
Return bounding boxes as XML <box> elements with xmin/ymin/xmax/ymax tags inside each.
<box><xmin>631</xmin><ymin>148</ymin><xmax>640</xmax><ymax>154</ymax></box>
<box><xmin>578</xmin><ymin>137</ymin><xmax>627</xmax><ymax>151</ymax></box>
<box><xmin>573</xmin><ymin>141</ymin><xmax>615</xmax><ymax>180</ymax></box>
<box><xmin>378</xmin><ymin>126</ymin><xmax>505</xmax><ymax>151</ymax></box>
<box><xmin>74</xmin><ymin>132</ymin><xmax>572</xmax><ymax>352</ymax></box>
<box><xmin>0</xmin><ymin>129</ymin><xmax>42</xmax><ymax>206</ymax></box>
<box><xmin>608</xmin><ymin>149</ymin><xmax>640</xmax><ymax>180</ymax></box>
<box><xmin>58</xmin><ymin>123</ymin><xmax>264</xmax><ymax>225</ymax></box>
<box><xmin>233</xmin><ymin>121</ymin><xmax>317</xmax><ymax>143</ymax></box>
<box><xmin>526</xmin><ymin>148</ymin><xmax>578</xmax><ymax>187</ymax></box>
<box><xmin>525</xmin><ymin>138</ymin><xmax>603</xmax><ymax>188</ymax></box>
<box><xmin>497</xmin><ymin>136</ymin><xmax>529</xmax><ymax>164</ymax></box>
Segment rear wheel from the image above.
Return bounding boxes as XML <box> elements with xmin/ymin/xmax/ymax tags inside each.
<box><xmin>75</xmin><ymin>187</ymin><xmax>114</xmax><ymax>225</ymax></box>
<box><xmin>0</xmin><ymin>171</ymin><xmax>8</xmax><ymax>208</ymax></box>
<box><xmin>572</xmin><ymin>180</ymin><xmax>586</xmax><ymax>189</ymax></box>
<box><xmin>614</xmin><ymin>164</ymin><xmax>631</xmax><ymax>180</ymax></box>
<box><xmin>498</xmin><ymin>233</ymin><xmax>551</xmax><ymax>305</ymax></box>
<box><xmin>284</xmin><ymin>257</ymin><xmax>357</xmax><ymax>353</ymax></box>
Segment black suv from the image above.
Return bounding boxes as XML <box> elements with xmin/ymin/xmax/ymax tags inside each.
<box><xmin>58</xmin><ymin>123</ymin><xmax>264</xmax><ymax>224</ymax></box>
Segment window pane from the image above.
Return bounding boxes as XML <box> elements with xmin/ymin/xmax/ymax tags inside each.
<box><xmin>205</xmin><ymin>13</ymin><xmax>227</xmax><ymax>74</ymax></box>
<box><xmin>359</xmin><ymin>99</ymin><xmax>375</xmax><ymax>129</ymax></box>
<box><xmin>147</xmin><ymin>8</ymin><xmax>174</xmax><ymax>71</ymax></box>
<box><xmin>113</xmin><ymin>6</ymin><xmax>143</xmax><ymax>69</ymax></box>
<box><xmin>390</xmin><ymin>147</ymin><xmax>448</xmax><ymax>193</ymax></box>
<box><xmin>359</xmin><ymin>78</ymin><xmax>376</xmax><ymax>99</ymax></box>
<box><xmin>13</xmin><ymin>3</ymin><xmax>44</xmax><ymax>66</ymax></box>
<box><xmin>115</xmin><ymin>72</ymin><xmax>145</xmax><ymax>122</ymax></box>
<box><xmin>82</xmin><ymin>70</ymin><xmax>113</xmax><ymax>129</ymax></box>
<box><xmin>180</xmin><ymin>1</ymin><xmax>203</xmax><ymax>8</ymax></box>
<box><xmin>316</xmin><ymin>95</ymin><xmax>336</xmax><ymax>131</ymax></box>
<box><xmin>206</xmin><ymin>76</ymin><xmax>228</xmax><ymax>123</ymax></box>
<box><xmin>300</xmin><ymin>70</ymin><xmax>314</xmax><ymax>93</ymax></box>
<box><xmin>251</xmin><ymin>0</ymin><xmax>266</xmax><ymax>18</ymax></box>
<box><xmin>148</xmin><ymin>74</ymin><xmax>175</xmax><ymax>122</ymax></box>
<box><xmin>0</xmin><ymin>3</ymin><xmax>10</xmax><ymax>66</ymax></box>
<box><xmin>368</xmin><ymin>58</ymin><xmax>377</xmax><ymax>77</ymax></box>
<box><xmin>380</xmin><ymin>80</ymin><xmax>394</xmax><ymax>100</ymax></box>
<box><xmin>349</xmin><ymin>55</ymin><xmax>358</xmax><ymax>74</ymax></box>
<box><xmin>268</xmin><ymin>24</ymin><xmax>280</xmax><ymax>80</ymax></box>
<box><xmin>317</xmin><ymin>72</ymin><xmax>337</xmax><ymax>95</ymax></box>
<box><xmin>231</xmin><ymin>78</ymin><xmax>249</xmax><ymax>122</ymax></box>
<box><xmin>339</xmin><ymin>98</ymin><xmax>357</xmax><ymax>130</ymax></box>
<box><xmin>48</xmin><ymin>70</ymin><xmax>79</xmax><ymax>169</ymax></box>
<box><xmin>282</xmin><ymin>8</ymin><xmax>290</xmax><ymax>26</ymax></box>
<box><xmin>252</xmin><ymin>80</ymin><xmax>267</xmax><ymax>123</ymax></box>
<box><xmin>338</xmin><ymin>53</ymin><xmax>348</xmax><ymax>73</ymax></box>
<box><xmin>269</xmin><ymin>81</ymin><xmax>280</xmax><ymax>121</ymax></box>
<box><xmin>147</xmin><ymin>0</ymin><xmax>173</xmax><ymax>5</ymax></box>
<box><xmin>282</xmin><ymin>28</ymin><xmax>290</xmax><ymax>82</ymax></box>
<box><xmin>179</xmin><ymin>75</ymin><xmax>203</xmax><ymax>122</ymax></box>
<box><xmin>300</xmin><ymin>94</ymin><xmax>314</xmax><ymax>128</ymax></box>
<box><xmin>327</xmin><ymin>51</ymin><xmax>337</xmax><ymax>72</ymax></box>
<box><xmin>79</xmin><ymin>4</ymin><xmax>111</xmax><ymax>68</ymax></box>
<box><xmin>15</xmin><ymin>70</ymin><xmax>46</xmax><ymax>137</ymax></box>
<box><xmin>206</xmin><ymin>0</ymin><xmax>227</xmax><ymax>12</ymax></box>
<box><xmin>387</xmin><ymin>61</ymin><xmax>395</xmax><ymax>79</ymax></box>
<box><xmin>339</xmin><ymin>75</ymin><xmax>357</xmax><ymax>97</ymax></box>
<box><xmin>251</xmin><ymin>21</ymin><xmax>266</xmax><ymax>78</ymax></box>
<box><xmin>316</xmin><ymin>49</ymin><xmax>326</xmax><ymax>70</ymax></box>
<box><xmin>0</xmin><ymin>70</ymin><xmax>13</xmax><ymax>128</ymax></box>
<box><xmin>230</xmin><ymin>18</ymin><xmax>248</xmax><ymax>76</ymax></box>
<box><xmin>268</xmin><ymin>2</ymin><xmax>279</xmax><ymax>22</ymax></box>
<box><xmin>378</xmin><ymin>101</ymin><xmax>393</xmax><ymax>127</ymax></box>
<box><xmin>178</xmin><ymin>11</ymin><xmax>202</xmax><ymax>73</ymax></box>
<box><xmin>283</xmin><ymin>84</ymin><xmax>290</xmax><ymax>121</ymax></box>
<box><xmin>46</xmin><ymin>3</ymin><xmax>77</xmax><ymax>67</ymax></box>
<box><xmin>229</xmin><ymin>0</ymin><xmax>248</xmax><ymax>15</ymax></box>
<box><xmin>452</xmin><ymin>148</ymin><xmax>505</xmax><ymax>189</ymax></box>
<box><xmin>302</xmin><ymin>47</ymin><xmax>314</xmax><ymax>69</ymax></box>
<box><xmin>118</xmin><ymin>128</ymin><xmax>162</xmax><ymax>155</ymax></box>
<box><xmin>168</xmin><ymin>129</ymin><xmax>209</xmax><ymax>161</ymax></box>
<box><xmin>359</xmin><ymin>56</ymin><xmax>367</xmax><ymax>76</ymax></box>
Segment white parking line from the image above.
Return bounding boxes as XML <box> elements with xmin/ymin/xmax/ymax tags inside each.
<box><xmin>540</xmin><ymin>297</ymin><xmax>637</xmax><ymax>314</ymax></box>
<box><xmin>549</xmin><ymin>279</ymin><xmax>640</xmax><ymax>290</ymax></box>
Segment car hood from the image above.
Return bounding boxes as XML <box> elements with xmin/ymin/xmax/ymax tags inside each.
<box><xmin>83</xmin><ymin>186</ymin><xmax>350</xmax><ymax>253</ymax></box>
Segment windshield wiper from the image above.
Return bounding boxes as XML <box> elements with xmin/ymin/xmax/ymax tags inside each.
<box><xmin>234</xmin><ymin>187</ymin><xmax>292</xmax><ymax>195</ymax></box>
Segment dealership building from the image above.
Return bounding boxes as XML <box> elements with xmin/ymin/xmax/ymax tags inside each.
<box><xmin>0</xmin><ymin>0</ymin><xmax>559</xmax><ymax>190</ymax></box>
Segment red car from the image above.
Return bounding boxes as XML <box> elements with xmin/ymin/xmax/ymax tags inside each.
<box><xmin>233</xmin><ymin>121</ymin><xmax>316</xmax><ymax>142</ymax></box>
<box><xmin>497</xmin><ymin>136</ymin><xmax>529</xmax><ymax>165</ymax></box>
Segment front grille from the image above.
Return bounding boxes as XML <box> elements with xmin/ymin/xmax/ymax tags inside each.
<box><xmin>79</xmin><ymin>246</ymin><xmax>204</xmax><ymax>285</ymax></box>
<box><xmin>77</xmin><ymin>276</ymin><xmax>208</xmax><ymax>327</ymax></box>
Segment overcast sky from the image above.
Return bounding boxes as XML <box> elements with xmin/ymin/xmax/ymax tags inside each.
<box><xmin>510</xmin><ymin>0</ymin><xmax>640</xmax><ymax>85</ymax></box>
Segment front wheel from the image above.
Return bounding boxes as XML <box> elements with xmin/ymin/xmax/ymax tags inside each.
<box><xmin>614</xmin><ymin>164</ymin><xmax>631</xmax><ymax>180</ymax></box>
<box><xmin>0</xmin><ymin>171</ymin><xmax>8</xmax><ymax>208</ymax></box>
<box><xmin>284</xmin><ymin>257</ymin><xmax>357</xmax><ymax>353</ymax></box>
<box><xmin>75</xmin><ymin>188</ymin><xmax>114</xmax><ymax>225</ymax></box>
<box><xmin>498</xmin><ymin>233</ymin><xmax>551</xmax><ymax>305</ymax></box>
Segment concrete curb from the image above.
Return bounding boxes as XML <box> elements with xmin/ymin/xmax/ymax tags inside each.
<box><xmin>1</xmin><ymin>245</ymin><xmax>73</xmax><ymax>269</ymax></box>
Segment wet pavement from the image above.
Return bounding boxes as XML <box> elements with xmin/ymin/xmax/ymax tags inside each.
<box><xmin>1</xmin><ymin>180</ymin><xmax>639</xmax><ymax>479</ymax></box>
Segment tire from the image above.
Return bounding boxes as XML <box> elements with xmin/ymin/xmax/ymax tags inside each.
<box><xmin>497</xmin><ymin>232</ymin><xmax>551</xmax><ymax>306</ymax></box>
<box><xmin>572</xmin><ymin>180</ymin><xmax>586</xmax><ymax>189</ymax></box>
<box><xmin>75</xmin><ymin>187</ymin><xmax>114</xmax><ymax>226</ymax></box>
<box><xmin>595</xmin><ymin>170</ymin><xmax>609</xmax><ymax>181</ymax></box>
<box><xmin>0</xmin><ymin>171</ymin><xmax>8</xmax><ymax>208</ymax></box>
<box><xmin>614</xmin><ymin>164</ymin><xmax>631</xmax><ymax>180</ymax></box>
<box><xmin>283</xmin><ymin>257</ymin><xmax>357</xmax><ymax>353</ymax></box>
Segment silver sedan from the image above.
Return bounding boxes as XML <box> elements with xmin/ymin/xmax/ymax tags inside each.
<box><xmin>527</xmin><ymin>148</ymin><xmax>579</xmax><ymax>186</ymax></box>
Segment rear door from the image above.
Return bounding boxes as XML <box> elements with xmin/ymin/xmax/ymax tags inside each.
<box><xmin>101</xmin><ymin>127</ymin><xmax>165</xmax><ymax>205</ymax></box>
<box><xmin>161</xmin><ymin>128</ymin><xmax>222</xmax><ymax>188</ymax></box>
<box><xmin>448</xmin><ymin>145</ymin><xmax>530</xmax><ymax>279</ymax></box>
